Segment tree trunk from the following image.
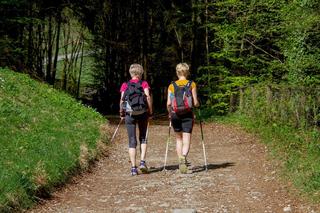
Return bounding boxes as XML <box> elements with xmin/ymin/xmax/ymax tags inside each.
<box><xmin>239</xmin><ymin>87</ymin><xmax>244</xmax><ymax>112</ymax></box>
<box><xmin>46</xmin><ymin>15</ymin><xmax>53</xmax><ymax>83</ymax></box>
<box><xmin>52</xmin><ymin>10</ymin><xmax>62</xmax><ymax>86</ymax></box>
<box><xmin>190</xmin><ymin>0</ymin><xmax>196</xmax><ymax>71</ymax></box>
<box><xmin>142</xmin><ymin>0</ymin><xmax>148</xmax><ymax>80</ymax></box>
<box><xmin>35</xmin><ymin>24</ymin><xmax>44</xmax><ymax>78</ymax></box>
<box><xmin>205</xmin><ymin>0</ymin><xmax>209</xmax><ymax>66</ymax></box>
<box><xmin>174</xmin><ymin>28</ymin><xmax>183</xmax><ymax>62</ymax></box>
<box><xmin>77</xmin><ymin>38</ymin><xmax>85</xmax><ymax>98</ymax></box>
<box><xmin>27</xmin><ymin>4</ymin><xmax>34</xmax><ymax>70</ymax></box>
<box><xmin>229</xmin><ymin>92</ymin><xmax>237</xmax><ymax>113</ymax></box>
<box><xmin>62</xmin><ymin>21</ymin><xmax>71</xmax><ymax>91</ymax></box>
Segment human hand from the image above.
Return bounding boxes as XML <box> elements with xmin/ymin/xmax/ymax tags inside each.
<box><xmin>148</xmin><ymin>112</ymin><xmax>154</xmax><ymax>120</ymax></box>
<box><xmin>119</xmin><ymin>110</ymin><xmax>125</xmax><ymax>119</ymax></box>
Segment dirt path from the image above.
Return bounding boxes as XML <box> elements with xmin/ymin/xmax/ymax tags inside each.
<box><xmin>30</xmin><ymin>120</ymin><xmax>319</xmax><ymax>213</ymax></box>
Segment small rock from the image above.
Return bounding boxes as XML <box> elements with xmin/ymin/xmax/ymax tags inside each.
<box><xmin>283</xmin><ymin>206</ymin><xmax>292</xmax><ymax>212</ymax></box>
<box><xmin>159</xmin><ymin>203</ymin><xmax>170</xmax><ymax>208</ymax></box>
<box><xmin>172</xmin><ymin>209</ymin><xmax>197</xmax><ymax>213</ymax></box>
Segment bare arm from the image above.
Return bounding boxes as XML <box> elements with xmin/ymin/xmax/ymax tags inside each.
<box><xmin>167</xmin><ymin>89</ymin><xmax>172</xmax><ymax>113</ymax></box>
<box><xmin>120</xmin><ymin>92</ymin><xmax>125</xmax><ymax>118</ymax></box>
<box><xmin>192</xmin><ymin>87</ymin><xmax>200</xmax><ymax>108</ymax></box>
<box><xmin>144</xmin><ymin>88</ymin><xmax>153</xmax><ymax>115</ymax></box>
<box><xmin>120</xmin><ymin>92</ymin><xmax>124</xmax><ymax>108</ymax></box>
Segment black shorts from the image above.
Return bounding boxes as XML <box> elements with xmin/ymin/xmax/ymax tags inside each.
<box><xmin>171</xmin><ymin>112</ymin><xmax>194</xmax><ymax>133</ymax></box>
<box><xmin>125</xmin><ymin>113</ymin><xmax>148</xmax><ymax>148</ymax></box>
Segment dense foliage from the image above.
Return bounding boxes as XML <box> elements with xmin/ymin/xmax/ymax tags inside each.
<box><xmin>0</xmin><ymin>0</ymin><xmax>319</xmax><ymax>208</ymax></box>
<box><xmin>1</xmin><ymin>0</ymin><xmax>319</xmax><ymax>113</ymax></box>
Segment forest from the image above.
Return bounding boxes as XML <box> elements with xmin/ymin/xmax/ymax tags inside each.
<box><xmin>1</xmin><ymin>0</ymin><xmax>320</xmax><ymax>116</ymax></box>
<box><xmin>1</xmin><ymin>0</ymin><xmax>320</xmax><ymax>211</ymax></box>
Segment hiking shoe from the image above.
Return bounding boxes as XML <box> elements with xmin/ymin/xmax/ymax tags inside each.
<box><xmin>139</xmin><ymin>160</ymin><xmax>149</xmax><ymax>174</ymax></box>
<box><xmin>131</xmin><ymin>167</ymin><xmax>138</xmax><ymax>176</ymax></box>
<box><xmin>179</xmin><ymin>156</ymin><xmax>188</xmax><ymax>174</ymax></box>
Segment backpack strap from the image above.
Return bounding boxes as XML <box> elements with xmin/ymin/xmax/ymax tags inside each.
<box><xmin>124</xmin><ymin>81</ymin><xmax>131</xmax><ymax>92</ymax></box>
<box><xmin>172</xmin><ymin>81</ymin><xmax>179</xmax><ymax>96</ymax></box>
<box><xmin>122</xmin><ymin>81</ymin><xmax>132</xmax><ymax>101</ymax></box>
<box><xmin>185</xmin><ymin>80</ymin><xmax>192</xmax><ymax>90</ymax></box>
<box><xmin>128</xmin><ymin>80</ymin><xmax>143</xmax><ymax>88</ymax></box>
<box><xmin>137</xmin><ymin>80</ymin><xmax>144</xmax><ymax>91</ymax></box>
<box><xmin>127</xmin><ymin>80</ymin><xmax>145</xmax><ymax>96</ymax></box>
<box><xmin>172</xmin><ymin>80</ymin><xmax>193</xmax><ymax>94</ymax></box>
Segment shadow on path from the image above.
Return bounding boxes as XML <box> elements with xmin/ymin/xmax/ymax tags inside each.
<box><xmin>148</xmin><ymin>162</ymin><xmax>235</xmax><ymax>174</ymax></box>
<box><xmin>192</xmin><ymin>162</ymin><xmax>235</xmax><ymax>173</ymax></box>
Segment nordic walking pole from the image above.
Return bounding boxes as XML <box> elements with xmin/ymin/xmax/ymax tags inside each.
<box><xmin>163</xmin><ymin>121</ymin><xmax>172</xmax><ymax>171</ymax></box>
<box><xmin>110</xmin><ymin>118</ymin><xmax>123</xmax><ymax>143</ymax></box>
<box><xmin>198</xmin><ymin>109</ymin><xmax>208</xmax><ymax>171</ymax></box>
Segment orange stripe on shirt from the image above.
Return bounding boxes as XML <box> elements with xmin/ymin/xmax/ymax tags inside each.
<box><xmin>168</xmin><ymin>80</ymin><xmax>196</xmax><ymax>94</ymax></box>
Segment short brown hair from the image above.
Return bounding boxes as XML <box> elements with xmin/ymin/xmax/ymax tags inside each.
<box><xmin>176</xmin><ymin>63</ymin><xmax>190</xmax><ymax>77</ymax></box>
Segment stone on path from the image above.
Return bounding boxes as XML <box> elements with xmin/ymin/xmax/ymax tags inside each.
<box><xmin>172</xmin><ymin>209</ymin><xmax>197</xmax><ymax>213</ymax></box>
<box><xmin>283</xmin><ymin>205</ymin><xmax>292</xmax><ymax>212</ymax></box>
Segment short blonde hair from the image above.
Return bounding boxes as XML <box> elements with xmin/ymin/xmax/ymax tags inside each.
<box><xmin>176</xmin><ymin>63</ymin><xmax>190</xmax><ymax>77</ymax></box>
<box><xmin>129</xmin><ymin>64</ymin><xmax>144</xmax><ymax>78</ymax></box>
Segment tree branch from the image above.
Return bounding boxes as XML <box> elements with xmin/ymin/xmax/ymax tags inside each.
<box><xmin>244</xmin><ymin>38</ymin><xmax>283</xmax><ymax>64</ymax></box>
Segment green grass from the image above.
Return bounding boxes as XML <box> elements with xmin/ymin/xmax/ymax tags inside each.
<box><xmin>214</xmin><ymin>113</ymin><xmax>320</xmax><ymax>202</ymax></box>
<box><xmin>0</xmin><ymin>68</ymin><xmax>107</xmax><ymax>211</ymax></box>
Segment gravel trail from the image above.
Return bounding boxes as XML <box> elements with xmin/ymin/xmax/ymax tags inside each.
<box><xmin>30</xmin><ymin>120</ymin><xmax>319</xmax><ymax>213</ymax></box>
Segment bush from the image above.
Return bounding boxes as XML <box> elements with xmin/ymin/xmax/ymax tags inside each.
<box><xmin>239</xmin><ymin>84</ymin><xmax>320</xmax><ymax>129</ymax></box>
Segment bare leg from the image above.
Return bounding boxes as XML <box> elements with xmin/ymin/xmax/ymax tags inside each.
<box><xmin>140</xmin><ymin>144</ymin><xmax>147</xmax><ymax>161</ymax></box>
<box><xmin>177</xmin><ymin>132</ymin><xmax>188</xmax><ymax>173</ymax></box>
<box><xmin>129</xmin><ymin>148</ymin><xmax>136</xmax><ymax>167</ymax></box>
<box><xmin>182</xmin><ymin>132</ymin><xmax>191</xmax><ymax>156</ymax></box>
<box><xmin>175</xmin><ymin>132</ymin><xmax>183</xmax><ymax>158</ymax></box>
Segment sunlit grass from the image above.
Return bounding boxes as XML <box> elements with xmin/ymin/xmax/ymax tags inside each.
<box><xmin>0</xmin><ymin>68</ymin><xmax>107</xmax><ymax>211</ymax></box>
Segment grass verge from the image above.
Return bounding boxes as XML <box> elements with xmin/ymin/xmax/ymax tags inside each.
<box><xmin>0</xmin><ymin>68</ymin><xmax>109</xmax><ymax>211</ymax></box>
